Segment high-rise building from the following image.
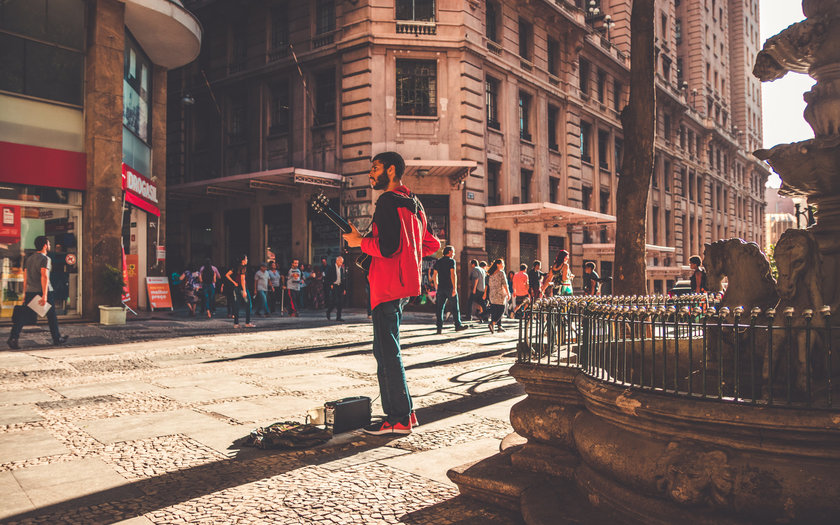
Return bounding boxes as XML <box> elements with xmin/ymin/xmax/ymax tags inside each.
<box><xmin>166</xmin><ymin>0</ymin><xmax>768</xmax><ymax>299</ymax></box>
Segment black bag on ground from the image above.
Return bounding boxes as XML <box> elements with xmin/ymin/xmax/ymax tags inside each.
<box><xmin>12</xmin><ymin>305</ymin><xmax>37</xmax><ymax>326</ymax></box>
<box><xmin>234</xmin><ymin>421</ymin><xmax>332</xmax><ymax>450</ymax></box>
<box><xmin>325</xmin><ymin>396</ymin><xmax>371</xmax><ymax>434</ymax></box>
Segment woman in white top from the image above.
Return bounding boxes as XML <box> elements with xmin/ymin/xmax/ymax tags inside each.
<box><xmin>485</xmin><ymin>259</ymin><xmax>510</xmax><ymax>333</ymax></box>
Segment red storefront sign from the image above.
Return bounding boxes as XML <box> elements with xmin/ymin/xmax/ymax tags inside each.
<box><xmin>0</xmin><ymin>205</ymin><xmax>21</xmax><ymax>244</ymax></box>
<box><xmin>0</xmin><ymin>141</ymin><xmax>86</xmax><ymax>191</ymax></box>
<box><xmin>121</xmin><ymin>163</ymin><xmax>160</xmax><ymax>217</ymax></box>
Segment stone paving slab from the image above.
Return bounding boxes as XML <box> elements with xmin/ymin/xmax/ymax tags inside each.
<box><xmin>0</xmin><ymin>389</ymin><xmax>54</xmax><ymax>406</ymax></box>
<box><xmin>53</xmin><ymin>380</ymin><xmax>163</xmax><ymax>399</ymax></box>
<box><xmin>0</xmin><ymin>404</ymin><xmax>44</xmax><ymax>426</ymax></box>
<box><xmin>0</xmin><ymin>353</ymin><xmax>43</xmax><ymax>368</ymax></box>
<box><xmin>80</xmin><ymin>409</ymin><xmax>228</xmax><ymax>444</ymax></box>
<box><xmin>381</xmin><ymin>437</ymin><xmax>503</xmax><ymax>485</ymax></box>
<box><xmin>153</xmin><ymin>376</ymin><xmax>269</xmax><ymax>398</ymax></box>
<box><xmin>0</xmin><ymin>428</ymin><xmax>69</xmax><ymax>463</ymax></box>
<box><xmin>11</xmin><ymin>457</ymin><xmax>141</xmax><ymax>508</ymax></box>
<box><xmin>0</xmin><ymin>470</ymin><xmax>35</xmax><ymax>519</ymax></box>
<box><xmin>201</xmin><ymin>396</ymin><xmax>322</xmax><ymax>425</ymax></box>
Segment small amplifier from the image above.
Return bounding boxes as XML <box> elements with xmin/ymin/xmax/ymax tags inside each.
<box><xmin>324</xmin><ymin>396</ymin><xmax>371</xmax><ymax>434</ymax></box>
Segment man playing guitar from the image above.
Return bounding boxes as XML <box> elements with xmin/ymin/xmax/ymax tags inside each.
<box><xmin>342</xmin><ymin>152</ymin><xmax>440</xmax><ymax>435</ymax></box>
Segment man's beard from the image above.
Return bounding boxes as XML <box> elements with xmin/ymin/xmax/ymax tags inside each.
<box><xmin>372</xmin><ymin>171</ymin><xmax>390</xmax><ymax>190</ymax></box>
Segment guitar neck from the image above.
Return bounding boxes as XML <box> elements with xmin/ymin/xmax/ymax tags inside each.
<box><xmin>321</xmin><ymin>206</ymin><xmax>353</xmax><ymax>234</ymax></box>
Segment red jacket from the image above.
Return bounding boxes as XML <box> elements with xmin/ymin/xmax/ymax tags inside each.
<box><xmin>361</xmin><ymin>185</ymin><xmax>440</xmax><ymax>310</ymax></box>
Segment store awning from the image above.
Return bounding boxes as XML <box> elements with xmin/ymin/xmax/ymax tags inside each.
<box><xmin>123</xmin><ymin>0</ymin><xmax>202</xmax><ymax>69</ymax></box>
<box><xmin>485</xmin><ymin>202</ymin><xmax>616</xmax><ymax>226</ymax></box>
<box><xmin>403</xmin><ymin>160</ymin><xmax>477</xmax><ymax>187</ymax></box>
<box><xmin>583</xmin><ymin>243</ymin><xmax>676</xmax><ymax>257</ymax></box>
<box><xmin>168</xmin><ymin>167</ymin><xmax>343</xmax><ymax>200</ymax></box>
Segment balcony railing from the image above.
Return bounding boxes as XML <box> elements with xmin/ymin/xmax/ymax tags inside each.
<box><xmin>518</xmin><ymin>295</ymin><xmax>838</xmax><ymax>409</ymax></box>
<box><xmin>396</xmin><ymin>20</ymin><xmax>436</xmax><ymax>36</ymax></box>
<box><xmin>313</xmin><ymin>32</ymin><xmax>335</xmax><ymax>48</ymax></box>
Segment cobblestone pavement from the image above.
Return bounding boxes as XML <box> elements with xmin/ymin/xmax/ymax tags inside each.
<box><xmin>0</xmin><ymin>310</ymin><xmax>525</xmax><ymax>524</ymax></box>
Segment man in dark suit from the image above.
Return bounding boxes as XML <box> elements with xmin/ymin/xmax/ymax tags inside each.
<box><xmin>326</xmin><ymin>256</ymin><xmax>347</xmax><ymax>321</ymax></box>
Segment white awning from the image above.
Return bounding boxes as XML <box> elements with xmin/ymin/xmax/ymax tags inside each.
<box><xmin>403</xmin><ymin>160</ymin><xmax>477</xmax><ymax>187</ymax></box>
<box><xmin>485</xmin><ymin>202</ymin><xmax>616</xmax><ymax>226</ymax></box>
<box><xmin>168</xmin><ymin>167</ymin><xmax>343</xmax><ymax>199</ymax></box>
<box><xmin>123</xmin><ymin>0</ymin><xmax>202</xmax><ymax>69</ymax></box>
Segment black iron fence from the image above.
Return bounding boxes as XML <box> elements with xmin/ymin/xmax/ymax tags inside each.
<box><xmin>518</xmin><ymin>295</ymin><xmax>837</xmax><ymax>409</ymax></box>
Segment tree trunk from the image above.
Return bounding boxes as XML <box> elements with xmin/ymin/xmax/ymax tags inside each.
<box><xmin>613</xmin><ymin>0</ymin><xmax>656</xmax><ymax>296</ymax></box>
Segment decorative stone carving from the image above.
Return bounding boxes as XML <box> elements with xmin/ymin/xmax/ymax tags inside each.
<box><xmin>654</xmin><ymin>443</ymin><xmax>734</xmax><ymax>507</ymax></box>
<box><xmin>702</xmin><ymin>238</ymin><xmax>778</xmax><ymax>311</ymax></box>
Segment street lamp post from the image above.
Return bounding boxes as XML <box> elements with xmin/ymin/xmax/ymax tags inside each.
<box><xmin>604</xmin><ymin>14</ymin><xmax>615</xmax><ymax>40</ymax></box>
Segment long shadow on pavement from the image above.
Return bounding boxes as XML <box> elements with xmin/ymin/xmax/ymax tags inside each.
<box><xmin>1</xmin><ymin>382</ymin><xmax>522</xmax><ymax>524</ymax></box>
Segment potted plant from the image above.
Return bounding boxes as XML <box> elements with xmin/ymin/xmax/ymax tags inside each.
<box><xmin>99</xmin><ymin>264</ymin><xmax>127</xmax><ymax>325</ymax></box>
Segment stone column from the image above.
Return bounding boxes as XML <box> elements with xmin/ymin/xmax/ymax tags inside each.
<box><xmin>83</xmin><ymin>0</ymin><xmax>125</xmax><ymax>316</ymax></box>
<box><xmin>151</xmin><ymin>64</ymin><xmax>167</xmax><ymax>277</ymax></box>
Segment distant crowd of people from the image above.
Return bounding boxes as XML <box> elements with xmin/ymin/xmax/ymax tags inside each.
<box><xmin>173</xmin><ymin>255</ymin><xmax>351</xmax><ymax>328</ymax></box>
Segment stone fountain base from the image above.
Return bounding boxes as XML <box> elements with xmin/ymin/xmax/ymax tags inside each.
<box><xmin>448</xmin><ymin>363</ymin><xmax>840</xmax><ymax>524</ymax></box>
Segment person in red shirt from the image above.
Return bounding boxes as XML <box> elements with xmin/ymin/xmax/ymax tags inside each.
<box><xmin>511</xmin><ymin>263</ymin><xmax>530</xmax><ymax>317</ymax></box>
<box><xmin>343</xmin><ymin>152</ymin><xmax>440</xmax><ymax>435</ymax></box>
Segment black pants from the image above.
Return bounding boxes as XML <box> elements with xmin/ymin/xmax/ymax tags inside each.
<box><xmin>10</xmin><ymin>292</ymin><xmax>61</xmax><ymax>342</ymax></box>
<box><xmin>327</xmin><ymin>285</ymin><xmax>344</xmax><ymax>318</ymax></box>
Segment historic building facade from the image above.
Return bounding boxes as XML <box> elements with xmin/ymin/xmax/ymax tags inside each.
<box><xmin>0</xmin><ymin>0</ymin><xmax>200</xmax><ymax>318</ymax></box>
<box><xmin>166</xmin><ymin>0</ymin><xmax>768</xmax><ymax>298</ymax></box>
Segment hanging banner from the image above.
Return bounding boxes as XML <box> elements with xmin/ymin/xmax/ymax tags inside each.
<box><xmin>0</xmin><ymin>205</ymin><xmax>21</xmax><ymax>244</ymax></box>
<box><xmin>156</xmin><ymin>245</ymin><xmax>166</xmax><ymax>264</ymax></box>
<box><xmin>146</xmin><ymin>276</ymin><xmax>173</xmax><ymax>310</ymax></box>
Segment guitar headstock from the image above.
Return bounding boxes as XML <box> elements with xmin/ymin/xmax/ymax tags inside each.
<box><xmin>309</xmin><ymin>192</ymin><xmax>329</xmax><ymax>214</ymax></box>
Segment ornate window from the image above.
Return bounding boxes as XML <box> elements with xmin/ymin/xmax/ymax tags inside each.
<box><xmin>396</xmin><ymin>59</ymin><xmax>437</xmax><ymax>116</ymax></box>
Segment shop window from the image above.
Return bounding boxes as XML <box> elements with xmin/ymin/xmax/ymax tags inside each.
<box><xmin>314</xmin><ymin>69</ymin><xmax>336</xmax><ymax>125</ymax></box>
<box><xmin>124</xmin><ymin>33</ymin><xmax>153</xmax><ymax>143</ymax></box>
<box><xmin>486</xmin><ymin>77</ymin><xmax>500</xmax><ymax>130</ymax></box>
<box><xmin>396</xmin><ymin>59</ymin><xmax>437</xmax><ymax>116</ymax></box>
<box><xmin>549</xmin><ymin>235</ymin><xmax>565</xmax><ymax>261</ymax></box>
<box><xmin>419</xmin><ymin>195</ymin><xmax>449</xmax><ymax>243</ymax></box>
<box><xmin>485</xmin><ymin>228</ymin><xmax>508</xmax><ymax>264</ymax></box>
<box><xmin>0</xmin><ymin>0</ymin><xmax>84</xmax><ymax>106</ymax></box>
<box><xmin>487</xmin><ymin>161</ymin><xmax>500</xmax><ymax>206</ymax></box>
<box><xmin>518</xmin><ymin>91</ymin><xmax>531</xmax><ymax>141</ymax></box>
<box><xmin>316</xmin><ymin>0</ymin><xmax>335</xmax><ymax>34</ymax></box>
<box><xmin>396</xmin><ymin>0</ymin><xmax>435</xmax><ymax>21</ymax></box>
<box><xmin>520</xmin><ymin>233</ymin><xmax>538</xmax><ymax>268</ymax></box>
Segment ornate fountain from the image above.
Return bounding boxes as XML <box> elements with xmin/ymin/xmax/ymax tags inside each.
<box><xmin>447</xmin><ymin>3</ymin><xmax>840</xmax><ymax>523</ymax></box>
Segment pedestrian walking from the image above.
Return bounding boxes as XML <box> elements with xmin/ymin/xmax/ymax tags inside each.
<box><xmin>325</xmin><ymin>256</ymin><xmax>347</xmax><ymax>321</ymax></box>
<box><xmin>7</xmin><ymin>236</ymin><xmax>69</xmax><ymax>349</ymax></box>
<box><xmin>542</xmin><ymin>249</ymin><xmax>574</xmax><ymax>296</ymax></box>
<box><xmin>310</xmin><ymin>266</ymin><xmax>326</xmax><ymax>309</ymax></box>
<box><xmin>286</xmin><ymin>259</ymin><xmax>302</xmax><ymax>316</ymax></box>
<box><xmin>267</xmin><ymin>261</ymin><xmax>282</xmax><ymax>314</ymax></box>
<box><xmin>226</xmin><ymin>254</ymin><xmax>254</xmax><ymax>328</ymax></box>
<box><xmin>468</xmin><ymin>259</ymin><xmax>486</xmax><ymax>322</ymax></box>
<box><xmin>431</xmin><ymin>246</ymin><xmax>469</xmax><ymax>334</ymax></box>
<box><xmin>486</xmin><ymin>259</ymin><xmax>510</xmax><ymax>333</ymax></box>
<box><xmin>179</xmin><ymin>265</ymin><xmax>200</xmax><ymax>316</ymax></box>
<box><xmin>511</xmin><ymin>263</ymin><xmax>530</xmax><ymax>317</ymax></box>
<box><xmin>253</xmin><ymin>262</ymin><xmax>271</xmax><ymax>317</ymax></box>
<box><xmin>689</xmin><ymin>255</ymin><xmax>708</xmax><ymax>293</ymax></box>
<box><xmin>528</xmin><ymin>260</ymin><xmax>545</xmax><ymax>300</ymax></box>
<box><xmin>342</xmin><ymin>151</ymin><xmax>440</xmax><ymax>435</ymax></box>
<box><xmin>199</xmin><ymin>258</ymin><xmax>219</xmax><ymax>318</ymax></box>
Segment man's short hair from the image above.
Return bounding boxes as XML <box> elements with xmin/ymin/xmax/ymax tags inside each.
<box><xmin>443</xmin><ymin>245</ymin><xmax>454</xmax><ymax>256</ymax></box>
<box><xmin>470</xmin><ymin>259</ymin><xmax>478</xmax><ymax>266</ymax></box>
<box><xmin>533</xmin><ymin>260</ymin><xmax>541</xmax><ymax>267</ymax></box>
<box><xmin>585</xmin><ymin>261</ymin><xmax>596</xmax><ymax>270</ymax></box>
<box><xmin>520</xmin><ymin>263</ymin><xmax>527</xmax><ymax>271</ymax></box>
<box><xmin>689</xmin><ymin>255</ymin><xmax>702</xmax><ymax>266</ymax></box>
<box><xmin>34</xmin><ymin>235</ymin><xmax>48</xmax><ymax>251</ymax></box>
<box><xmin>372</xmin><ymin>151</ymin><xmax>405</xmax><ymax>179</ymax></box>
<box><xmin>479</xmin><ymin>261</ymin><xmax>487</xmax><ymax>268</ymax></box>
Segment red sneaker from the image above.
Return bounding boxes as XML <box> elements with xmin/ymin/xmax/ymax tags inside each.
<box><xmin>363</xmin><ymin>418</ymin><xmax>412</xmax><ymax>435</ymax></box>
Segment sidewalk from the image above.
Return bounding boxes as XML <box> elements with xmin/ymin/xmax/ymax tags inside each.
<box><xmin>0</xmin><ymin>312</ymin><xmax>524</xmax><ymax>524</ymax></box>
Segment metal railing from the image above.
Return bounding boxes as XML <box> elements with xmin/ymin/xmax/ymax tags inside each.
<box><xmin>518</xmin><ymin>295</ymin><xmax>837</xmax><ymax>409</ymax></box>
